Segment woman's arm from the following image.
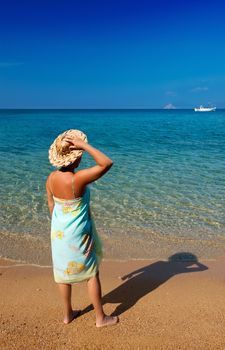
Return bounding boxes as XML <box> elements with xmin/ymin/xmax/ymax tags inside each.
<box><xmin>46</xmin><ymin>175</ymin><xmax>54</xmax><ymax>216</ymax></box>
<box><xmin>64</xmin><ymin>136</ymin><xmax>113</xmax><ymax>186</ymax></box>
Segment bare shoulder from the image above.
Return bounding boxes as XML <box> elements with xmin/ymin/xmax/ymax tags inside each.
<box><xmin>74</xmin><ymin>168</ymin><xmax>91</xmax><ymax>182</ymax></box>
<box><xmin>46</xmin><ymin>171</ymin><xmax>56</xmax><ymax>188</ymax></box>
<box><xmin>73</xmin><ymin>169</ymin><xmax>84</xmax><ymax>183</ymax></box>
<box><xmin>46</xmin><ymin>171</ymin><xmax>54</xmax><ymax>181</ymax></box>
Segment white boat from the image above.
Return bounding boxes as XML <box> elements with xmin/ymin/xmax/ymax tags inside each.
<box><xmin>194</xmin><ymin>105</ymin><xmax>216</xmax><ymax>112</ymax></box>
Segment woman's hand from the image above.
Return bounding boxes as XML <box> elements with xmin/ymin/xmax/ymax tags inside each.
<box><xmin>63</xmin><ymin>135</ymin><xmax>87</xmax><ymax>150</ymax></box>
<box><xmin>63</xmin><ymin>136</ymin><xmax>113</xmax><ymax>186</ymax></box>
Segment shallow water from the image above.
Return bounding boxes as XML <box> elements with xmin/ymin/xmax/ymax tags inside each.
<box><xmin>1</xmin><ymin>109</ymin><xmax>225</xmax><ymax>263</ymax></box>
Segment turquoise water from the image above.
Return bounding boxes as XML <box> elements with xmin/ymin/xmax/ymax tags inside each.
<box><xmin>1</xmin><ymin>109</ymin><xmax>225</xmax><ymax>262</ymax></box>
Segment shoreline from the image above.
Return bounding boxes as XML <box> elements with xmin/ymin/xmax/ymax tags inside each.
<box><xmin>1</xmin><ymin>229</ymin><xmax>225</xmax><ymax>266</ymax></box>
<box><xmin>1</xmin><ymin>257</ymin><xmax>225</xmax><ymax>349</ymax></box>
<box><xmin>1</xmin><ymin>253</ymin><xmax>224</xmax><ymax>269</ymax></box>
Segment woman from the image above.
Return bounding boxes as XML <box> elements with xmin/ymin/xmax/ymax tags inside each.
<box><xmin>46</xmin><ymin>129</ymin><xmax>118</xmax><ymax>327</ymax></box>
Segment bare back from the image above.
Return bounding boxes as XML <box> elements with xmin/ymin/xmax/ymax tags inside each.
<box><xmin>48</xmin><ymin>170</ymin><xmax>85</xmax><ymax>200</ymax></box>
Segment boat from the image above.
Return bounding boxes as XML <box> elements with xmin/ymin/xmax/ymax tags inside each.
<box><xmin>194</xmin><ymin>105</ymin><xmax>216</xmax><ymax>112</ymax></box>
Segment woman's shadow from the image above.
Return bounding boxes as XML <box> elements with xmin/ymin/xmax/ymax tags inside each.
<box><xmin>82</xmin><ymin>252</ymin><xmax>208</xmax><ymax>316</ymax></box>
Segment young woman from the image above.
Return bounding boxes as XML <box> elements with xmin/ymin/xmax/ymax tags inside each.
<box><xmin>46</xmin><ymin>129</ymin><xmax>118</xmax><ymax>327</ymax></box>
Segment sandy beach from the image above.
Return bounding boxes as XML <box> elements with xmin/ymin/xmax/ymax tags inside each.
<box><xmin>1</xmin><ymin>0</ymin><xmax>225</xmax><ymax>347</ymax></box>
<box><xmin>1</xmin><ymin>256</ymin><xmax>225</xmax><ymax>349</ymax></box>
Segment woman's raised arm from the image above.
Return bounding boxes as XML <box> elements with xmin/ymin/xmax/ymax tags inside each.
<box><xmin>64</xmin><ymin>135</ymin><xmax>113</xmax><ymax>186</ymax></box>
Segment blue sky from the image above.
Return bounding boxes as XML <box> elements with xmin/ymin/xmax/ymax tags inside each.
<box><xmin>0</xmin><ymin>0</ymin><xmax>225</xmax><ymax>108</ymax></box>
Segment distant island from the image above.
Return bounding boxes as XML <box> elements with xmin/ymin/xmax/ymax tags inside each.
<box><xmin>163</xmin><ymin>103</ymin><xmax>176</xmax><ymax>109</ymax></box>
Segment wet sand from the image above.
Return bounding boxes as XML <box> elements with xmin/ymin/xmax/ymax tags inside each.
<box><xmin>1</xmin><ymin>257</ymin><xmax>225</xmax><ymax>349</ymax></box>
<box><xmin>1</xmin><ymin>229</ymin><xmax>225</xmax><ymax>266</ymax></box>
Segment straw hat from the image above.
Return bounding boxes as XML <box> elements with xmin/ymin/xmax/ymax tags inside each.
<box><xmin>49</xmin><ymin>129</ymin><xmax>88</xmax><ymax>168</ymax></box>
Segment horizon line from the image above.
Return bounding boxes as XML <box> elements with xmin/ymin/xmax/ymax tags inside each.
<box><xmin>0</xmin><ymin>107</ymin><xmax>224</xmax><ymax>111</ymax></box>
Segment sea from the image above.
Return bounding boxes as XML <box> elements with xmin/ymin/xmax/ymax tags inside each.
<box><xmin>0</xmin><ymin>109</ymin><xmax>225</xmax><ymax>265</ymax></box>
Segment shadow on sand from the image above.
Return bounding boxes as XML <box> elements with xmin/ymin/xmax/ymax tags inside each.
<box><xmin>81</xmin><ymin>252</ymin><xmax>208</xmax><ymax>317</ymax></box>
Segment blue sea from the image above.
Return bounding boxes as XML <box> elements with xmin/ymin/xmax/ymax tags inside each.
<box><xmin>0</xmin><ymin>109</ymin><xmax>225</xmax><ymax>264</ymax></box>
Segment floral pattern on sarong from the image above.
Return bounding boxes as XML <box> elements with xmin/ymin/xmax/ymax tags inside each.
<box><xmin>51</xmin><ymin>231</ymin><xmax>64</xmax><ymax>240</ymax></box>
<box><xmin>51</xmin><ymin>187</ymin><xmax>102</xmax><ymax>284</ymax></box>
<box><xmin>64</xmin><ymin>261</ymin><xmax>85</xmax><ymax>275</ymax></box>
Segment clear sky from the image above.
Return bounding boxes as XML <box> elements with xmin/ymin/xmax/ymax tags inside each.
<box><xmin>0</xmin><ymin>0</ymin><xmax>225</xmax><ymax>108</ymax></box>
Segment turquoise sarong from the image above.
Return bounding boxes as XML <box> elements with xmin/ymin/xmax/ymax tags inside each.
<box><xmin>51</xmin><ymin>187</ymin><xmax>103</xmax><ymax>284</ymax></box>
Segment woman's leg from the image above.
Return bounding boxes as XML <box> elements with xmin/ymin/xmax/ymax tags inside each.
<box><xmin>58</xmin><ymin>283</ymin><xmax>80</xmax><ymax>324</ymax></box>
<box><xmin>87</xmin><ymin>274</ymin><xmax>118</xmax><ymax>327</ymax></box>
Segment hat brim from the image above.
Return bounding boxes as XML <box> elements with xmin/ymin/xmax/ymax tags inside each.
<box><xmin>48</xmin><ymin>129</ymin><xmax>88</xmax><ymax>168</ymax></box>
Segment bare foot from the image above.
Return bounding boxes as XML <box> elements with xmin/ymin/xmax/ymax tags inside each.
<box><xmin>63</xmin><ymin>310</ymin><xmax>81</xmax><ymax>325</ymax></box>
<box><xmin>96</xmin><ymin>315</ymin><xmax>119</xmax><ymax>328</ymax></box>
